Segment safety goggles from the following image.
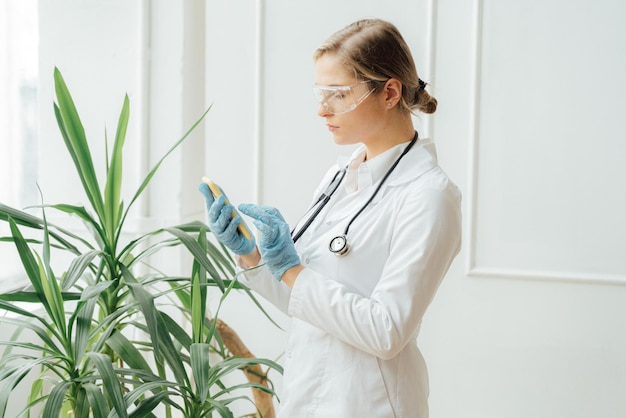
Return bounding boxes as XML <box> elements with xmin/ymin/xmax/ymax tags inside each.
<box><xmin>312</xmin><ymin>81</ymin><xmax>377</xmax><ymax>115</ymax></box>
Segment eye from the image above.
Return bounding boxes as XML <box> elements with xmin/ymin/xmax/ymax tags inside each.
<box><xmin>329</xmin><ymin>91</ymin><xmax>347</xmax><ymax>100</ymax></box>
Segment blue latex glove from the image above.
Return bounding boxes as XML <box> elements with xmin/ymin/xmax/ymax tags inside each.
<box><xmin>238</xmin><ymin>204</ymin><xmax>301</xmax><ymax>281</ymax></box>
<box><xmin>198</xmin><ymin>183</ymin><xmax>256</xmax><ymax>255</ymax></box>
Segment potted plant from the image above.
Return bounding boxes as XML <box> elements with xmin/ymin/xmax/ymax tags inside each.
<box><xmin>0</xmin><ymin>68</ymin><xmax>281</xmax><ymax>418</ymax></box>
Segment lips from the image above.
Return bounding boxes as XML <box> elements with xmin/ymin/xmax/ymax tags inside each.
<box><xmin>327</xmin><ymin>123</ymin><xmax>338</xmax><ymax>132</ymax></box>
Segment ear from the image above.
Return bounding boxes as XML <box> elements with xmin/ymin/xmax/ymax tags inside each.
<box><xmin>383</xmin><ymin>78</ymin><xmax>403</xmax><ymax>108</ymax></box>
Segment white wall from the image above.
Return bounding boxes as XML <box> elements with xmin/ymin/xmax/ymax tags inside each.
<box><xmin>426</xmin><ymin>1</ymin><xmax>626</xmax><ymax>417</ymax></box>
<box><xmin>12</xmin><ymin>0</ymin><xmax>626</xmax><ymax>417</ymax></box>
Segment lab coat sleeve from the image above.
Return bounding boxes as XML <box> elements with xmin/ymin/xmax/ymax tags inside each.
<box><xmin>287</xmin><ymin>180</ymin><xmax>462</xmax><ymax>359</ymax></box>
<box><xmin>236</xmin><ymin>260</ymin><xmax>293</xmax><ymax>315</ymax></box>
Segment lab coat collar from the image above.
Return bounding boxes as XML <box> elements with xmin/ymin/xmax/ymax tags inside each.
<box><xmin>387</xmin><ymin>137</ymin><xmax>439</xmax><ymax>186</ymax></box>
<box><xmin>341</xmin><ymin>145</ymin><xmax>401</xmax><ymax>194</ymax></box>
<box><xmin>337</xmin><ymin>137</ymin><xmax>439</xmax><ymax>190</ymax></box>
<box><xmin>314</xmin><ymin>138</ymin><xmax>439</xmax><ymax>227</ymax></box>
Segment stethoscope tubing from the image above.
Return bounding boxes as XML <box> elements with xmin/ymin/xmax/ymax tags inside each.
<box><xmin>341</xmin><ymin>132</ymin><xmax>417</xmax><ymax>237</ymax></box>
<box><xmin>291</xmin><ymin>131</ymin><xmax>418</xmax><ymax>255</ymax></box>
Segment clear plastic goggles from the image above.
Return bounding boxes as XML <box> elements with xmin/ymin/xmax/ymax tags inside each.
<box><xmin>312</xmin><ymin>81</ymin><xmax>376</xmax><ymax>115</ymax></box>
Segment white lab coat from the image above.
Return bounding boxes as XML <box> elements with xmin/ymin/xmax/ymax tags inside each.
<box><xmin>239</xmin><ymin>137</ymin><xmax>462</xmax><ymax>417</ymax></box>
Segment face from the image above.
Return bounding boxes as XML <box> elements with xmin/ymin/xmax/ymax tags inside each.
<box><xmin>314</xmin><ymin>54</ymin><xmax>388</xmax><ymax>147</ymax></box>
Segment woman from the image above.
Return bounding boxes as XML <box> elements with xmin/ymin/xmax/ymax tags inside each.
<box><xmin>199</xmin><ymin>18</ymin><xmax>461</xmax><ymax>418</ymax></box>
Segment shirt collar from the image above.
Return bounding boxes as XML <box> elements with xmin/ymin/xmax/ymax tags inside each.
<box><xmin>337</xmin><ymin>137</ymin><xmax>439</xmax><ymax>194</ymax></box>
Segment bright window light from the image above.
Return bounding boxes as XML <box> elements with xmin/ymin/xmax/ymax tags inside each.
<box><xmin>0</xmin><ymin>0</ymin><xmax>39</xmax><ymax>287</ymax></box>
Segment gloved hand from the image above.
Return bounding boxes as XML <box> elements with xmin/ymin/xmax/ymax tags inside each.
<box><xmin>238</xmin><ymin>204</ymin><xmax>301</xmax><ymax>281</ymax></box>
<box><xmin>198</xmin><ymin>183</ymin><xmax>256</xmax><ymax>255</ymax></box>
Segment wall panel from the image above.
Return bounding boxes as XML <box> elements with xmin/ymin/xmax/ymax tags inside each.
<box><xmin>468</xmin><ymin>0</ymin><xmax>626</xmax><ymax>283</ymax></box>
<box><xmin>425</xmin><ymin>1</ymin><xmax>626</xmax><ymax>417</ymax></box>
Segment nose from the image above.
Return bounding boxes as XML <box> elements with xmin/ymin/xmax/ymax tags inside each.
<box><xmin>317</xmin><ymin>103</ymin><xmax>332</xmax><ymax>118</ymax></box>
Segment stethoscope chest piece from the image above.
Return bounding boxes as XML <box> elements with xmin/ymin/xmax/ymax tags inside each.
<box><xmin>293</xmin><ymin>132</ymin><xmax>419</xmax><ymax>256</ymax></box>
<box><xmin>329</xmin><ymin>234</ymin><xmax>350</xmax><ymax>256</ymax></box>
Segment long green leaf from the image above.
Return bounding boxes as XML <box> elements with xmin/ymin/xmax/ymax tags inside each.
<box><xmin>211</xmin><ymin>381</ymin><xmax>278</xmax><ymax>403</ymax></box>
<box><xmin>119</xmin><ymin>104</ymin><xmax>212</xmax><ymax>235</ymax></box>
<box><xmin>8</xmin><ymin>218</ymin><xmax>53</xmax><ymax>320</ymax></box>
<box><xmin>159</xmin><ymin>312</ymin><xmax>192</xmax><ymax>350</ymax></box>
<box><xmin>79</xmin><ymin>280</ymin><xmax>114</xmax><ymax>302</ymax></box>
<box><xmin>104</xmin><ymin>94</ymin><xmax>129</xmax><ymax>245</ymax></box>
<box><xmin>0</xmin><ymin>299</ymin><xmax>44</xmax><ymax>320</ymax></box>
<box><xmin>88</xmin><ymin>302</ymin><xmax>140</xmax><ymax>354</ymax></box>
<box><xmin>170</xmin><ymin>220</ymin><xmax>237</xmax><ymax>276</ymax></box>
<box><xmin>164</xmin><ymin>226</ymin><xmax>225</xmax><ymax>292</ymax></box>
<box><xmin>87</xmin><ymin>352</ymin><xmax>129</xmax><ymax>418</ymax></box>
<box><xmin>123</xmin><ymin>237</ymin><xmax>180</xmax><ymax>268</ymax></box>
<box><xmin>154</xmin><ymin>312</ymin><xmax>190</xmax><ymax>387</ymax></box>
<box><xmin>0</xmin><ymin>290</ymin><xmax>81</xmax><ymax>303</ymax></box>
<box><xmin>41</xmin><ymin>381</ymin><xmax>72</xmax><ymax>418</ymax></box>
<box><xmin>191</xmin><ymin>267</ymin><xmax>203</xmax><ymax>344</ymax></box>
<box><xmin>74</xmin><ymin>386</ymin><xmax>91</xmax><ymax>418</ymax></box>
<box><xmin>205</xmin><ymin>275</ymin><xmax>239</xmax><ymax>346</ymax></box>
<box><xmin>0</xmin><ymin>341</ymin><xmax>58</xmax><ymax>357</ymax></box>
<box><xmin>127</xmin><ymin>392</ymin><xmax>169</xmax><ymax>418</ymax></box>
<box><xmin>0</xmin><ymin>315</ymin><xmax>62</xmax><ymax>354</ymax></box>
<box><xmin>209</xmin><ymin>356</ymin><xmax>283</xmax><ymax>384</ymax></box>
<box><xmin>27</xmin><ymin>377</ymin><xmax>44</xmax><ymax>418</ymax></box>
<box><xmin>106</xmin><ymin>330</ymin><xmax>151</xmax><ymax>372</ymax></box>
<box><xmin>33</xmin><ymin>251</ymin><xmax>66</xmax><ymax>337</ymax></box>
<box><xmin>73</xmin><ymin>296</ymin><xmax>97</xmax><ymax>367</ymax></box>
<box><xmin>53</xmin><ymin>68</ymin><xmax>105</xmax><ymax>223</ymax></box>
<box><xmin>39</xmin><ymin>202</ymin><xmax>67</xmax><ymax>336</ymax></box>
<box><xmin>62</xmin><ymin>249</ymin><xmax>101</xmax><ymax>290</ymax></box>
<box><xmin>120</xmin><ymin>266</ymin><xmax>160</xmax><ymax>360</ymax></box>
<box><xmin>49</xmin><ymin>203</ymin><xmax>103</xmax><ymax>248</ymax></box>
<box><xmin>191</xmin><ymin>231</ymin><xmax>208</xmax><ymax>343</ymax></box>
<box><xmin>0</xmin><ymin>203</ymin><xmax>42</xmax><ymax>224</ymax></box>
<box><xmin>190</xmin><ymin>343</ymin><xmax>211</xmax><ymax>402</ymax></box>
<box><xmin>0</xmin><ymin>203</ymin><xmax>83</xmax><ymax>253</ymax></box>
<box><xmin>82</xmin><ymin>383</ymin><xmax>109</xmax><ymax>418</ymax></box>
<box><xmin>113</xmin><ymin>380</ymin><xmax>179</xmax><ymax>415</ymax></box>
<box><xmin>0</xmin><ymin>358</ymin><xmax>50</xmax><ymax>417</ymax></box>
<box><xmin>203</xmin><ymin>396</ymin><xmax>235</xmax><ymax>418</ymax></box>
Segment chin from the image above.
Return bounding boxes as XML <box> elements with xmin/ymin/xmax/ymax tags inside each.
<box><xmin>332</xmin><ymin>134</ymin><xmax>356</xmax><ymax>147</ymax></box>
<box><xmin>332</xmin><ymin>136</ymin><xmax>348</xmax><ymax>146</ymax></box>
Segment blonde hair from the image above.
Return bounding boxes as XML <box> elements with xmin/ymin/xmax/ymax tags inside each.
<box><xmin>313</xmin><ymin>19</ymin><xmax>437</xmax><ymax>114</ymax></box>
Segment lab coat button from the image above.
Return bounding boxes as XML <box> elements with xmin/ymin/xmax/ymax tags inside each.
<box><xmin>304</xmin><ymin>258</ymin><xmax>310</xmax><ymax>264</ymax></box>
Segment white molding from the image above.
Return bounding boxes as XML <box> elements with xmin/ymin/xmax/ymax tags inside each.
<box><xmin>138</xmin><ymin>0</ymin><xmax>151</xmax><ymax>218</ymax></box>
<box><xmin>464</xmin><ymin>0</ymin><xmax>626</xmax><ymax>286</ymax></box>
<box><xmin>466</xmin><ymin>0</ymin><xmax>483</xmax><ymax>279</ymax></box>
<box><xmin>423</xmin><ymin>0</ymin><xmax>438</xmax><ymax>139</ymax></box>
<box><xmin>253</xmin><ymin>0</ymin><xmax>265</xmax><ymax>205</ymax></box>
<box><xmin>468</xmin><ymin>266</ymin><xmax>626</xmax><ymax>287</ymax></box>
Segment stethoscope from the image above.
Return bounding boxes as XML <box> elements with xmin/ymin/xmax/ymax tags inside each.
<box><xmin>291</xmin><ymin>131</ymin><xmax>418</xmax><ymax>256</ymax></box>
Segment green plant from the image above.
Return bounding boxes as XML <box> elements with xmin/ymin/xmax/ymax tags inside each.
<box><xmin>0</xmin><ymin>68</ymin><xmax>281</xmax><ymax>417</ymax></box>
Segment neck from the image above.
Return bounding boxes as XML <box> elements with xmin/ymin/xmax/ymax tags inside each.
<box><xmin>364</xmin><ymin>117</ymin><xmax>416</xmax><ymax>159</ymax></box>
